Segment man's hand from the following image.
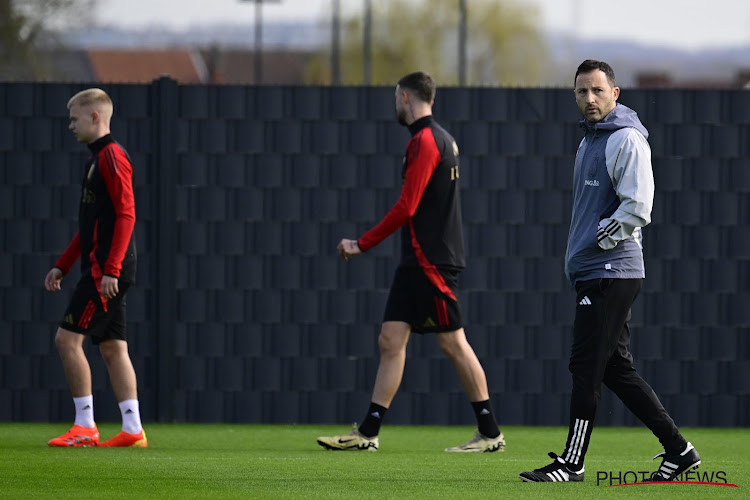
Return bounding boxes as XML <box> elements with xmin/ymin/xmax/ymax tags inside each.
<box><xmin>44</xmin><ymin>267</ymin><xmax>64</xmax><ymax>291</ymax></box>
<box><xmin>101</xmin><ymin>275</ymin><xmax>119</xmax><ymax>300</ymax></box>
<box><xmin>337</xmin><ymin>238</ymin><xmax>362</xmax><ymax>261</ymax></box>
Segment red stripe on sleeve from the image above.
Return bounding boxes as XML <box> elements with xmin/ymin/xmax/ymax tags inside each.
<box><xmin>55</xmin><ymin>231</ymin><xmax>81</xmax><ymax>275</ymax></box>
<box><xmin>98</xmin><ymin>144</ymin><xmax>136</xmax><ymax>277</ymax></box>
<box><xmin>358</xmin><ymin>128</ymin><xmax>440</xmax><ymax>251</ymax></box>
<box><xmin>106</xmin><ymin>147</ymin><xmax>118</xmax><ymax>177</ymax></box>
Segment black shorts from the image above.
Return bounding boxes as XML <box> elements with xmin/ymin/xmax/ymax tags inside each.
<box><xmin>383</xmin><ymin>266</ymin><xmax>463</xmax><ymax>334</ymax></box>
<box><xmin>59</xmin><ymin>277</ymin><xmax>130</xmax><ymax>345</ymax></box>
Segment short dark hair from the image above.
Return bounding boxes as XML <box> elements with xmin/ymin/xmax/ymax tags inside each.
<box><xmin>574</xmin><ymin>60</ymin><xmax>616</xmax><ymax>87</ymax></box>
<box><xmin>398</xmin><ymin>71</ymin><xmax>436</xmax><ymax>104</ymax></box>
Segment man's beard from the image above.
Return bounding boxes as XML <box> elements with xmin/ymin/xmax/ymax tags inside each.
<box><xmin>396</xmin><ymin>108</ymin><xmax>408</xmax><ymax>126</ymax></box>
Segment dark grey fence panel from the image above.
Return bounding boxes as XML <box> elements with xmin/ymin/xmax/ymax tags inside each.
<box><xmin>1</xmin><ymin>82</ymin><xmax>748</xmax><ymax>426</ymax></box>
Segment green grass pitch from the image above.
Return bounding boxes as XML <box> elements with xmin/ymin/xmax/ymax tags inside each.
<box><xmin>0</xmin><ymin>423</ymin><xmax>746</xmax><ymax>499</ymax></box>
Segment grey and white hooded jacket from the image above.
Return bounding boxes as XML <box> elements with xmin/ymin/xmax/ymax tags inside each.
<box><xmin>564</xmin><ymin>103</ymin><xmax>654</xmax><ymax>285</ymax></box>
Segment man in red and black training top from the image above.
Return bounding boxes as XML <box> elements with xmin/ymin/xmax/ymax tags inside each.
<box><xmin>44</xmin><ymin>88</ymin><xmax>146</xmax><ymax>448</ymax></box>
<box><xmin>317</xmin><ymin>72</ymin><xmax>505</xmax><ymax>453</ymax></box>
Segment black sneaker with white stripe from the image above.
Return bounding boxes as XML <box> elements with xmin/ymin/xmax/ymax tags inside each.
<box><xmin>519</xmin><ymin>452</ymin><xmax>585</xmax><ymax>482</ymax></box>
<box><xmin>646</xmin><ymin>442</ymin><xmax>701</xmax><ymax>481</ymax></box>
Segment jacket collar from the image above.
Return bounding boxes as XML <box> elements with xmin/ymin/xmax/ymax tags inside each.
<box><xmin>87</xmin><ymin>134</ymin><xmax>114</xmax><ymax>153</ymax></box>
<box><xmin>407</xmin><ymin>115</ymin><xmax>433</xmax><ymax>136</ymax></box>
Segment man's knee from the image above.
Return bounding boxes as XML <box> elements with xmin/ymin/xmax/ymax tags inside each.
<box><xmin>54</xmin><ymin>328</ymin><xmax>83</xmax><ymax>353</ymax></box>
<box><xmin>99</xmin><ymin>339</ymin><xmax>129</xmax><ymax>365</ymax></box>
<box><xmin>377</xmin><ymin>332</ymin><xmax>402</xmax><ymax>354</ymax></box>
<box><xmin>436</xmin><ymin>329</ymin><xmax>468</xmax><ymax>358</ymax></box>
<box><xmin>377</xmin><ymin>322</ymin><xmax>410</xmax><ymax>355</ymax></box>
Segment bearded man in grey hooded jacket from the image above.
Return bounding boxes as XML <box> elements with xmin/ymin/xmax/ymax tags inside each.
<box><xmin>520</xmin><ymin>60</ymin><xmax>700</xmax><ymax>484</ymax></box>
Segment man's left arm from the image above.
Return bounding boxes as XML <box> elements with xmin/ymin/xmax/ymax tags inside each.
<box><xmin>597</xmin><ymin>129</ymin><xmax>654</xmax><ymax>250</ymax></box>
<box><xmin>99</xmin><ymin>145</ymin><xmax>136</xmax><ymax>278</ymax></box>
<box><xmin>356</xmin><ymin>129</ymin><xmax>440</xmax><ymax>252</ymax></box>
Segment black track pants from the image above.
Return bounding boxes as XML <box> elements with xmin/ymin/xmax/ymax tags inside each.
<box><xmin>562</xmin><ymin>278</ymin><xmax>685</xmax><ymax>469</ymax></box>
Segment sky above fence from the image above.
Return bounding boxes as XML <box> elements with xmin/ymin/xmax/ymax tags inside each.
<box><xmin>96</xmin><ymin>0</ymin><xmax>750</xmax><ymax>51</ymax></box>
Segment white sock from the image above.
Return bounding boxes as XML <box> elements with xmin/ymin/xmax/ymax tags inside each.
<box><xmin>73</xmin><ymin>395</ymin><xmax>95</xmax><ymax>428</ymax></box>
<box><xmin>119</xmin><ymin>399</ymin><xmax>142</xmax><ymax>434</ymax></box>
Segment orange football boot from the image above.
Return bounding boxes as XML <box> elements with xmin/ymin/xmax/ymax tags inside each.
<box><xmin>48</xmin><ymin>424</ymin><xmax>100</xmax><ymax>447</ymax></box>
<box><xmin>99</xmin><ymin>429</ymin><xmax>148</xmax><ymax>447</ymax></box>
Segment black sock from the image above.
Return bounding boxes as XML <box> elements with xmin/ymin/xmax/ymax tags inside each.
<box><xmin>567</xmin><ymin>462</ymin><xmax>584</xmax><ymax>473</ymax></box>
<box><xmin>665</xmin><ymin>438</ymin><xmax>689</xmax><ymax>456</ymax></box>
<box><xmin>471</xmin><ymin>400</ymin><xmax>500</xmax><ymax>439</ymax></box>
<box><xmin>358</xmin><ymin>403</ymin><xmax>388</xmax><ymax>438</ymax></box>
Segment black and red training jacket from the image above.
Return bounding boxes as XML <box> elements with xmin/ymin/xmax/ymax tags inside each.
<box><xmin>56</xmin><ymin>134</ymin><xmax>137</xmax><ymax>287</ymax></box>
<box><xmin>358</xmin><ymin>115</ymin><xmax>464</xmax><ymax>298</ymax></box>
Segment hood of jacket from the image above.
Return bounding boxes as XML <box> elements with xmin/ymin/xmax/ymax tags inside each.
<box><xmin>579</xmin><ymin>103</ymin><xmax>648</xmax><ymax>139</ymax></box>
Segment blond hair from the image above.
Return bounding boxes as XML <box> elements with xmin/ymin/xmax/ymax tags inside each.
<box><xmin>67</xmin><ymin>88</ymin><xmax>113</xmax><ymax>121</ymax></box>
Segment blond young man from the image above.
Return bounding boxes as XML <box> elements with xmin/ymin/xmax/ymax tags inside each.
<box><xmin>45</xmin><ymin>88</ymin><xmax>146</xmax><ymax>447</ymax></box>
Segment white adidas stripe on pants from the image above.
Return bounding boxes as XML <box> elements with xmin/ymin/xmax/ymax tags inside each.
<box><xmin>565</xmin><ymin>418</ymin><xmax>589</xmax><ymax>466</ymax></box>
